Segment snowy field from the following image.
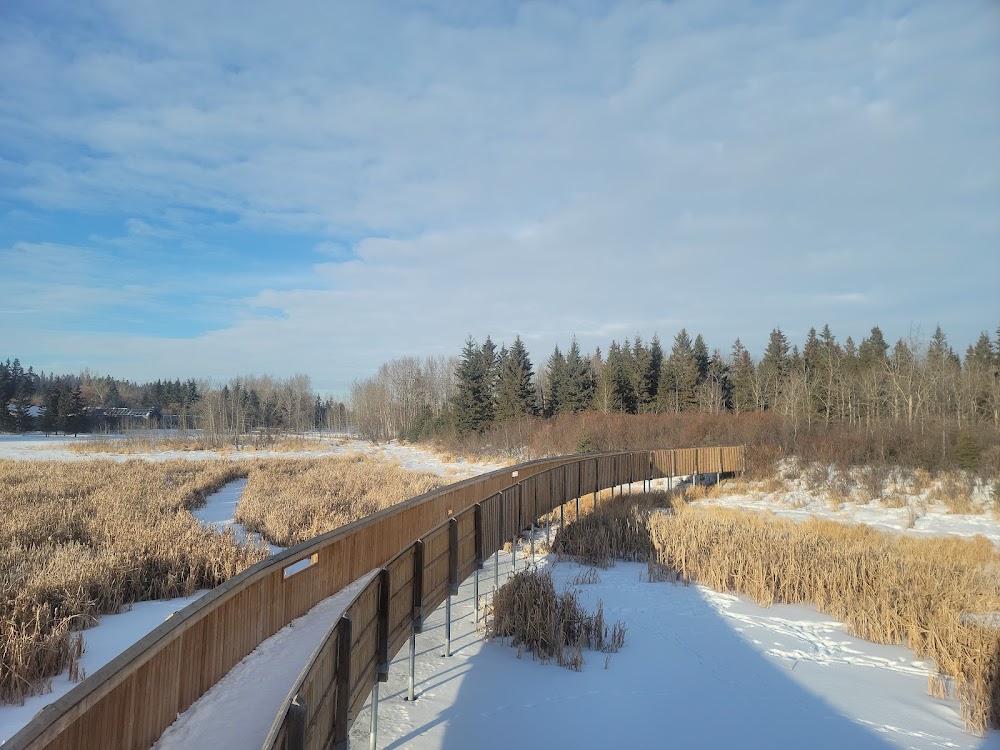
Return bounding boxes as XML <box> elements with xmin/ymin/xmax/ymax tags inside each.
<box><xmin>152</xmin><ymin>545</ymin><xmax>999</xmax><ymax>750</ymax></box>
<box><xmin>2</xmin><ymin>436</ymin><xmax>999</xmax><ymax>748</ymax></box>
<box><xmin>675</xmin><ymin>467</ymin><xmax>1000</xmax><ymax>549</ymax></box>
<box><xmin>0</xmin><ymin>432</ymin><xmax>505</xmax><ymax>479</ymax></box>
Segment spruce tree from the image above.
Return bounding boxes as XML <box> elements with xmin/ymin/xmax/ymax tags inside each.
<box><xmin>544</xmin><ymin>345</ymin><xmax>568</xmax><ymax>417</ymax></box>
<box><xmin>660</xmin><ymin>329</ymin><xmax>699</xmax><ymax>412</ymax></box>
<box><xmin>606</xmin><ymin>342</ymin><xmax>637</xmax><ymax>413</ymax></box>
<box><xmin>561</xmin><ymin>338</ymin><xmax>593</xmax><ymax>413</ymax></box>
<box><xmin>647</xmin><ymin>335</ymin><xmax>663</xmax><ymax>409</ymax></box>
<box><xmin>495</xmin><ymin>336</ymin><xmax>537</xmax><ymax>421</ymax></box>
<box><xmin>692</xmin><ymin>334</ymin><xmax>709</xmax><ymax>384</ymax></box>
<box><xmin>729</xmin><ymin>339</ymin><xmax>758</xmax><ymax>414</ymax></box>
<box><xmin>452</xmin><ymin>337</ymin><xmax>494</xmax><ymax>435</ymax></box>
<box><xmin>759</xmin><ymin>328</ymin><xmax>791</xmax><ymax>410</ymax></box>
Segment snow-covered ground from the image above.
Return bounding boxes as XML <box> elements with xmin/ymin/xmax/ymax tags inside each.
<box><xmin>4</xmin><ymin>438</ymin><xmax>1000</xmax><ymax>748</ymax></box>
<box><xmin>135</xmin><ymin>534</ymin><xmax>1000</xmax><ymax>750</ymax></box>
<box><xmin>348</xmin><ymin>552</ymin><xmax>1000</xmax><ymax>750</ymax></box>
<box><xmin>0</xmin><ymin>432</ymin><xmax>504</xmax><ymax>479</ymax></box>
<box><xmin>667</xmin><ymin>468</ymin><xmax>1000</xmax><ymax>548</ymax></box>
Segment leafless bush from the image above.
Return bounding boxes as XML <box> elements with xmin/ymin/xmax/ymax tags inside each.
<box><xmin>486</xmin><ymin>568</ymin><xmax>625</xmax><ymax>670</ymax></box>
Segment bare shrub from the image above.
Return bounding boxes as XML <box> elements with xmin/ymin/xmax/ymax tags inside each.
<box><xmin>648</xmin><ymin>506</ymin><xmax>1000</xmax><ymax>735</ymax></box>
<box><xmin>486</xmin><ymin>568</ymin><xmax>625</xmax><ymax>669</ymax></box>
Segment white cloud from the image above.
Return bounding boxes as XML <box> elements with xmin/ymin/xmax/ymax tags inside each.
<box><xmin>1</xmin><ymin>0</ymin><xmax>998</xmax><ymax>392</ymax></box>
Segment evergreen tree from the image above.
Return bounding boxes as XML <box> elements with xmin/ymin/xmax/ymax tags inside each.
<box><xmin>40</xmin><ymin>386</ymin><xmax>59</xmax><ymax>435</ymax></box>
<box><xmin>759</xmin><ymin>328</ymin><xmax>791</xmax><ymax>409</ymax></box>
<box><xmin>605</xmin><ymin>342</ymin><xmax>636</xmax><ymax>413</ymax></box>
<box><xmin>629</xmin><ymin>335</ymin><xmax>654</xmax><ymax>411</ymax></box>
<box><xmin>729</xmin><ymin>339</ymin><xmax>758</xmax><ymax>414</ymax></box>
<box><xmin>647</xmin><ymin>335</ymin><xmax>663</xmax><ymax>408</ymax></box>
<box><xmin>561</xmin><ymin>338</ymin><xmax>593</xmax><ymax>413</ymax></box>
<box><xmin>495</xmin><ymin>336</ymin><xmax>537</xmax><ymax>421</ymax></box>
<box><xmin>660</xmin><ymin>329</ymin><xmax>699</xmax><ymax>412</ymax></box>
<box><xmin>544</xmin><ymin>345</ymin><xmax>568</xmax><ymax>417</ymax></box>
<box><xmin>452</xmin><ymin>337</ymin><xmax>495</xmax><ymax>435</ymax></box>
<box><xmin>692</xmin><ymin>334</ymin><xmax>710</xmax><ymax>384</ymax></box>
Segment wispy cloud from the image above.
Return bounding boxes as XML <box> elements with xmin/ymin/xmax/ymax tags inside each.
<box><xmin>1</xmin><ymin>0</ymin><xmax>997</xmax><ymax>392</ymax></box>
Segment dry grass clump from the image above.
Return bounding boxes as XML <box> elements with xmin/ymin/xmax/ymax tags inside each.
<box><xmin>234</xmin><ymin>455</ymin><xmax>445</xmax><ymax>547</ymax></box>
<box><xmin>928</xmin><ymin>474</ymin><xmax>977</xmax><ymax>514</ymax></box>
<box><xmin>486</xmin><ymin>568</ymin><xmax>625</xmax><ymax>670</ymax></box>
<box><xmin>552</xmin><ymin>497</ymin><xmax>663</xmax><ymax>567</ymax></box>
<box><xmin>647</xmin><ymin>505</ymin><xmax>1000</xmax><ymax>735</ymax></box>
<box><xmin>0</xmin><ymin>459</ymin><xmax>269</xmax><ymax>705</ymax></box>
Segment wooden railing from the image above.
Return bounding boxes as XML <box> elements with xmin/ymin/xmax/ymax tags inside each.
<box><xmin>4</xmin><ymin>446</ymin><xmax>745</xmax><ymax>750</ymax></box>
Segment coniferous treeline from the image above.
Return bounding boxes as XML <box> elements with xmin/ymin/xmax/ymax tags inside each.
<box><xmin>0</xmin><ymin>360</ymin><xmax>347</xmax><ymax>439</ymax></box>
<box><xmin>349</xmin><ymin>324</ymin><xmax>1000</xmax><ymax>443</ymax></box>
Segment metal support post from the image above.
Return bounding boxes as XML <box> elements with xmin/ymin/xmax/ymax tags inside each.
<box><xmin>546</xmin><ymin>510</ymin><xmax>551</xmax><ymax>544</ymax></box>
<box><xmin>474</xmin><ymin>567</ymin><xmax>480</xmax><ymax>627</ymax></box>
<box><xmin>444</xmin><ymin>593</ymin><xmax>452</xmax><ymax>657</ymax></box>
<box><xmin>369</xmin><ymin>682</ymin><xmax>379</xmax><ymax>750</ymax></box>
<box><xmin>406</xmin><ymin>626</ymin><xmax>416</xmax><ymax>701</ymax></box>
<box><xmin>530</xmin><ymin>522</ymin><xmax>535</xmax><ymax>564</ymax></box>
<box><xmin>494</xmin><ymin>548</ymin><xmax>499</xmax><ymax>590</ymax></box>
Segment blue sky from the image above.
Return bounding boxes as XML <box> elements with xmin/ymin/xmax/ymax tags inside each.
<box><xmin>1</xmin><ymin>0</ymin><xmax>998</xmax><ymax>395</ymax></box>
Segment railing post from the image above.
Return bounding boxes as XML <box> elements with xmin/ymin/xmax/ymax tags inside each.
<box><xmin>368</xmin><ymin>681</ymin><xmax>379</xmax><ymax>750</ymax></box>
<box><xmin>495</xmin><ymin>493</ymin><xmax>502</xmax><ymax>590</ymax></box>
<box><xmin>334</xmin><ymin>615</ymin><xmax>352</xmax><ymax>750</ymax></box>
<box><xmin>288</xmin><ymin>693</ymin><xmax>306</xmax><ymax>750</ymax></box>
<box><xmin>407</xmin><ymin>540</ymin><xmax>423</xmax><ymax>702</ymax></box>
<box><xmin>445</xmin><ymin>517</ymin><xmax>458</xmax><ymax>657</ymax></box>
<box><xmin>530</xmin><ymin>519</ymin><xmax>535</xmax><ymax>564</ymax></box>
<box><xmin>377</xmin><ymin>568</ymin><xmax>390</xmax><ymax>681</ymax></box>
<box><xmin>474</xmin><ymin>503</ymin><xmax>483</xmax><ymax>627</ymax></box>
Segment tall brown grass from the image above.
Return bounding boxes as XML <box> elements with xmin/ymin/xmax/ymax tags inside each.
<box><xmin>67</xmin><ymin>432</ymin><xmax>329</xmax><ymax>455</ymax></box>
<box><xmin>234</xmin><ymin>455</ymin><xmax>445</xmax><ymax>547</ymax></box>
<box><xmin>0</xmin><ymin>459</ymin><xmax>269</xmax><ymax>705</ymax></box>
<box><xmin>0</xmin><ymin>453</ymin><xmax>446</xmax><ymax>705</ymax></box>
<box><xmin>648</xmin><ymin>505</ymin><xmax>1000</xmax><ymax>735</ymax></box>
<box><xmin>553</xmin><ymin>496</ymin><xmax>661</xmax><ymax>567</ymax></box>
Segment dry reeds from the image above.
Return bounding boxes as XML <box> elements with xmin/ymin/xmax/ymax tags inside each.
<box><xmin>67</xmin><ymin>432</ymin><xmax>330</xmax><ymax>455</ymax></box>
<box><xmin>0</xmin><ymin>459</ymin><xmax>269</xmax><ymax>705</ymax></box>
<box><xmin>486</xmin><ymin>568</ymin><xmax>625</xmax><ymax>670</ymax></box>
<box><xmin>0</xmin><ymin>453</ymin><xmax>447</xmax><ymax>704</ymax></box>
<box><xmin>647</xmin><ymin>505</ymin><xmax>1000</xmax><ymax>735</ymax></box>
<box><xmin>552</xmin><ymin>500</ymin><xmax>657</xmax><ymax>568</ymax></box>
<box><xmin>234</xmin><ymin>455</ymin><xmax>444</xmax><ymax>547</ymax></box>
